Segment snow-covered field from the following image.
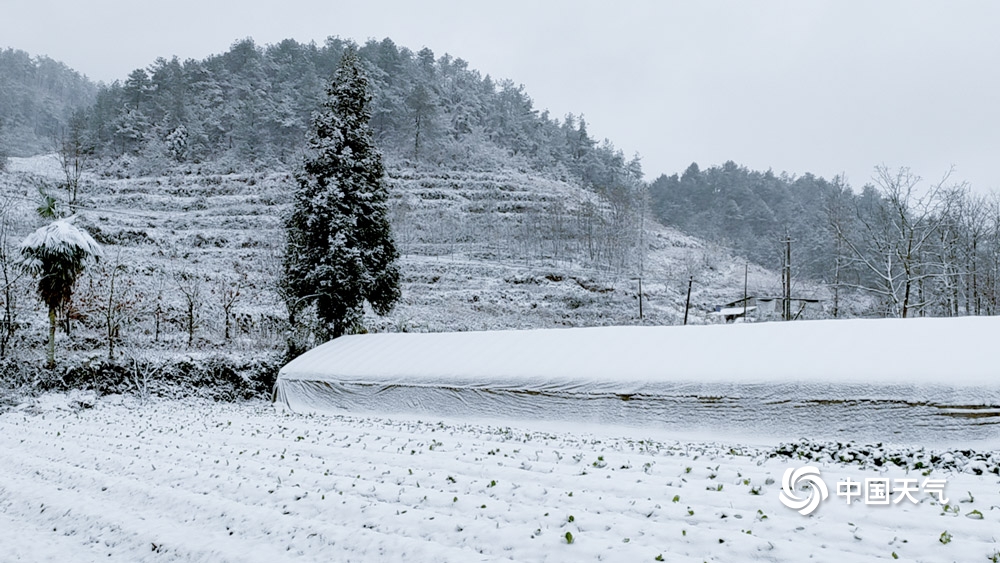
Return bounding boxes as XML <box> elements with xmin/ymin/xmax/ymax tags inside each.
<box><xmin>1</xmin><ymin>393</ymin><xmax>998</xmax><ymax>562</ymax></box>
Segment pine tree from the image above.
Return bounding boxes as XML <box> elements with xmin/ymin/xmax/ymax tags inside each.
<box><xmin>282</xmin><ymin>49</ymin><xmax>400</xmax><ymax>347</ymax></box>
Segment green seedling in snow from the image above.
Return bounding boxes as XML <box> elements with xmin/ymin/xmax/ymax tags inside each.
<box><xmin>568</xmin><ymin>515</ymin><xmax>575</xmax><ymax>523</ymax></box>
<box><xmin>655</xmin><ymin>555</ymin><xmax>664</xmax><ymax>561</ymax></box>
<box><xmin>564</xmin><ymin>531</ymin><xmax>574</xmax><ymax>544</ymax></box>
<box><xmin>939</xmin><ymin>531</ymin><xmax>952</xmax><ymax>545</ymax></box>
<box><xmin>672</xmin><ymin>495</ymin><xmax>680</xmax><ymax>503</ymax></box>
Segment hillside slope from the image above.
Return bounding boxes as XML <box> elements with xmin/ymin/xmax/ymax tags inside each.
<box><xmin>0</xmin><ymin>156</ymin><xmax>827</xmax><ymax>361</ymax></box>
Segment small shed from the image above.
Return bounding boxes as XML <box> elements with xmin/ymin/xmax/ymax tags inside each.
<box><xmin>713</xmin><ymin>296</ymin><xmax>823</xmax><ymax>323</ymax></box>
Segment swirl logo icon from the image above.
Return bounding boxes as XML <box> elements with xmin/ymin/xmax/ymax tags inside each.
<box><xmin>779</xmin><ymin>466</ymin><xmax>829</xmax><ymax>515</ymax></box>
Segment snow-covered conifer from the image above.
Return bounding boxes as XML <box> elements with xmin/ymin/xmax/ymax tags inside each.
<box><xmin>282</xmin><ymin>48</ymin><xmax>400</xmax><ymax>346</ymax></box>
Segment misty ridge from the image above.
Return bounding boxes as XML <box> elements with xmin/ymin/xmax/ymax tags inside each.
<box><xmin>1</xmin><ymin>35</ymin><xmax>998</xmax><ymax>334</ymax></box>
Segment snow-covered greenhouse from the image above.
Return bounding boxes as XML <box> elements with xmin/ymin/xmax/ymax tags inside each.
<box><xmin>274</xmin><ymin>318</ymin><xmax>1000</xmax><ymax>443</ymax></box>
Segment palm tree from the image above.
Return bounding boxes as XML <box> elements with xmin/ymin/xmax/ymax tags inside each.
<box><xmin>19</xmin><ymin>218</ymin><xmax>102</xmax><ymax>368</ymax></box>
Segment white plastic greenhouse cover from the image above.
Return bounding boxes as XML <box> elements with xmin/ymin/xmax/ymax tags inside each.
<box><xmin>273</xmin><ymin>317</ymin><xmax>1000</xmax><ymax>443</ymax></box>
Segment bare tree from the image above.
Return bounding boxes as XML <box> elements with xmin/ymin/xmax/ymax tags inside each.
<box><xmin>53</xmin><ymin>113</ymin><xmax>91</xmax><ymax>211</ymax></box>
<box><xmin>833</xmin><ymin>166</ymin><xmax>950</xmax><ymax>317</ymax></box>
<box><xmin>151</xmin><ymin>268</ymin><xmax>167</xmax><ymax>342</ymax></box>
<box><xmin>214</xmin><ymin>262</ymin><xmax>247</xmax><ymax>341</ymax></box>
<box><xmin>931</xmin><ymin>187</ymin><xmax>968</xmax><ymax>316</ymax></box>
<box><xmin>824</xmin><ymin>175</ymin><xmax>854</xmax><ymax>318</ymax></box>
<box><xmin>91</xmin><ymin>249</ymin><xmax>142</xmax><ymax>360</ymax></box>
<box><xmin>987</xmin><ymin>194</ymin><xmax>1000</xmax><ymax>315</ymax></box>
<box><xmin>959</xmin><ymin>191</ymin><xmax>989</xmax><ymax>315</ymax></box>
<box><xmin>174</xmin><ymin>270</ymin><xmax>202</xmax><ymax>348</ymax></box>
<box><xmin>120</xmin><ymin>345</ymin><xmax>163</xmax><ymax>405</ymax></box>
<box><xmin>0</xmin><ymin>197</ymin><xmax>28</xmax><ymax>358</ymax></box>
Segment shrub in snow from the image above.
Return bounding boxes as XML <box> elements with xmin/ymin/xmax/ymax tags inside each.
<box><xmin>1</xmin><ymin>353</ymin><xmax>282</xmax><ymax>401</ymax></box>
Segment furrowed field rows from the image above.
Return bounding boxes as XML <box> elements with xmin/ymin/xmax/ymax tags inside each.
<box><xmin>2</xmin><ymin>395</ymin><xmax>999</xmax><ymax>562</ymax></box>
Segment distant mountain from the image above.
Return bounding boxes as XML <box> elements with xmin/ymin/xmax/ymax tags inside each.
<box><xmin>63</xmin><ymin>37</ymin><xmax>638</xmax><ymax>195</ymax></box>
<box><xmin>0</xmin><ymin>48</ymin><xmax>97</xmax><ymax>156</ymax></box>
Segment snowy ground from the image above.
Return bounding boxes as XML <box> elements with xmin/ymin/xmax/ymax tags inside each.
<box><xmin>1</xmin><ymin>393</ymin><xmax>998</xmax><ymax>562</ymax></box>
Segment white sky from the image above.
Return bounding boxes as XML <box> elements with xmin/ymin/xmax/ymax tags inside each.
<box><xmin>4</xmin><ymin>0</ymin><xmax>999</xmax><ymax>191</ymax></box>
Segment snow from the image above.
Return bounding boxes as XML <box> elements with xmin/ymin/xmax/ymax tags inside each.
<box><xmin>709</xmin><ymin>305</ymin><xmax>756</xmax><ymax>316</ymax></box>
<box><xmin>276</xmin><ymin>317</ymin><xmax>1000</xmax><ymax>445</ymax></box>
<box><xmin>280</xmin><ymin>317</ymin><xmax>1000</xmax><ymax>386</ymax></box>
<box><xmin>0</xmin><ymin>394</ymin><xmax>998</xmax><ymax>562</ymax></box>
<box><xmin>6</xmin><ymin>153</ymin><xmax>62</xmax><ymax>178</ymax></box>
<box><xmin>19</xmin><ymin>217</ymin><xmax>103</xmax><ymax>266</ymax></box>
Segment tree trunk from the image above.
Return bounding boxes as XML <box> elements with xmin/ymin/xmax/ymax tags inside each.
<box><xmin>187</xmin><ymin>301</ymin><xmax>194</xmax><ymax>348</ymax></box>
<box><xmin>46</xmin><ymin>307</ymin><xmax>56</xmax><ymax>369</ymax></box>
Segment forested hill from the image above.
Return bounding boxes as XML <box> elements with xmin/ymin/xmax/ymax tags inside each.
<box><xmin>650</xmin><ymin>160</ymin><xmax>1000</xmax><ymax>320</ymax></box>
<box><xmin>62</xmin><ymin>37</ymin><xmax>639</xmax><ymax>189</ymax></box>
<box><xmin>648</xmin><ymin>161</ymin><xmax>845</xmax><ymax>280</ymax></box>
<box><xmin>0</xmin><ymin>49</ymin><xmax>97</xmax><ymax>156</ymax></box>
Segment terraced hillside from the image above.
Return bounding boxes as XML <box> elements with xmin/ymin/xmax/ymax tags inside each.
<box><xmin>2</xmin><ymin>156</ymin><xmax>826</xmax><ymax>360</ymax></box>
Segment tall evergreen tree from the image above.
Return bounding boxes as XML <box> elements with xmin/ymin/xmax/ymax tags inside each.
<box><xmin>282</xmin><ymin>49</ymin><xmax>400</xmax><ymax>347</ymax></box>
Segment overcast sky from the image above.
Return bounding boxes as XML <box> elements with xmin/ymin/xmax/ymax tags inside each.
<box><xmin>4</xmin><ymin>0</ymin><xmax>999</xmax><ymax>191</ymax></box>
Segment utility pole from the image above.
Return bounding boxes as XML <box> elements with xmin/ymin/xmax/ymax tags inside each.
<box><xmin>782</xmin><ymin>232</ymin><xmax>793</xmax><ymax>321</ymax></box>
<box><xmin>683</xmin><ymin>276</ymin><xmax>693</xmax><ymax>325</ymax></box>
<box><xmin>638</xmin><ymin>276</ymin><xmax>643</xmax><ymax>321</ymax></box>
<box><xmin>743</xmin><ymin>263</ymin><xmax>749</xmax><ymax>322</ymax></box>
